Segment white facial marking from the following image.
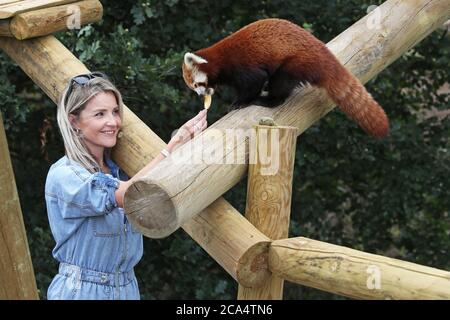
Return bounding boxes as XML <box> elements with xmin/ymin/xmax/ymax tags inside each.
<box><xmin>193</xmin><ymin>70</ymin><xmax>208</xmax><ymax>95</ymax></box>
<box><xmin>194</xmin><ymin>70</ymin><xmax>207</xmax><ymax>84</ymax></box>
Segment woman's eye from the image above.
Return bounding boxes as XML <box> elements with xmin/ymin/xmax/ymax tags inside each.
<box><xmin>95</xmin><ymin>112</ymin><xmax>103</xmax><ymax>117</ymax></box>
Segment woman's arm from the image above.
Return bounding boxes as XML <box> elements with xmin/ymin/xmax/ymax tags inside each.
<box><xmin>115</xmin><ymin>109</ymin><xmax>207</xmax><ymax>208</ymax></box>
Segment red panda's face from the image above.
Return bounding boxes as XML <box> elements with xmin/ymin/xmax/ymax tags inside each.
<box><xmin>182</xmin><ymin>61</ymin><xmax>196</xmax><ymax>90</ymax></box>
<box><xmin>182</xmin><ymin>53</ymin><xmax>214</xmax><ymax>97</ymax></box>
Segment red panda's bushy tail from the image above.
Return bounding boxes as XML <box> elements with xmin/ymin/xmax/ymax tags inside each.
<box><xmin>322</xmin><ymin>64</ymin><xmax>389</xmax><ymax>138</ymax></box>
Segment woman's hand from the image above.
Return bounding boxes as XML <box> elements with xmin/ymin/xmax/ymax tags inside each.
<box><xmin>168</xmin><ymin>109</ymin><xmax>208</xmax><ymax>150</ymax></box>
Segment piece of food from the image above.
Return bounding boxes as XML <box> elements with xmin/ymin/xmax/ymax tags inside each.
<box><xmin>204</xmin><ymin>94</ymin><xmax>212</xmax><ymax>109</ymax></box>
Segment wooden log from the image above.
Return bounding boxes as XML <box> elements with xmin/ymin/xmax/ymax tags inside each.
<box><xmin>238</xmin><ymin>124</ymin><xmax>298</xmax><ymax>299</ymax></box>
<box><xmin>0</xmin><ymin>0</ymin><xmax>79</xmax><ymax>19</ymax></box>
<box><xmin>0</xmin><ymin>1</ymin><xmax>23</xmax><ymax>7</ymax></box>
<box><xmin>6</xmin><ymin>0</ymin><xmax>103</xmax><ymax>40</ymax></box>
<box><xmin>269</xmin><ymin>237</ymin><xmax>450</xmax><ymax>299</ymax></box>
<box><xmin>0</xmin><ymin>18</ymin><xmax>12</xmax><ymax>36</ymax></box>
<box><xmin>0</xmin><ymin>112</ymin><xmax>39</xmax><ymax>299</ymax></box>
<box><xmin>123</xmin><ymin>0</ymin><xmax>450</xmax><ymax>239</ymax></box>
<box><xmin>0</xmin><ymin>35</ymin><xmax>272</xmax><ymax>288</ymax></box>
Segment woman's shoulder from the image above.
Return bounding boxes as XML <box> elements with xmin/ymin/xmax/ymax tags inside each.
<box><xmin>47</xmin><ymin>156</ymin><xmax>91</xmax><ymax>184</ymax></box>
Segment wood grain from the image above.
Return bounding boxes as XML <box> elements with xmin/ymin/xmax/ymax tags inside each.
<box><xmin>270</xmin><ymin>237</ymin><xmax>450</xmax><ymax>299</ymax></box>
<box><xmin>238</xmin><ymin>125</ymin><xmax>298</xmax><ymax>299</ymax></box>
<box><xmin>0</xmin><ymin>113</ymin><xmax>38</xmax><ymax>299</ymax></box>
<box><xmin>0</xmin><ymin>0</ymin><xmax>79</xmax><ymax>19</ymax></box>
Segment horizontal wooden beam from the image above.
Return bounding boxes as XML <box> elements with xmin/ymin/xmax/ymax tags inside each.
<box><xmin>124</xmin><ymin>0</ymin><xmax>450</xmax><ymax>239</ymax></box>
<box><xmin>0</xmin><ymin>0</ymin><xmax>79</xmax><ymax>19</ymax></box>
<box><xmin>269</xmin><ymin>237</ymin><xmax>450</xmax><ymax>299</ymax></box>
<box><xmin>0</xmin><ymin>0</ymin><xmax>103</xmax><ymax>40</ymax></box>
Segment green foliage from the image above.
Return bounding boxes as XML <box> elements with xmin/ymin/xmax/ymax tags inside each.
<box><xmin>0</xmin><ymin>56</ymin><xmax>30</xmax><ymax>132</ymax></box>
<box><xmin>0</xmin><ymin>0</ymin><xmax>448</xmax><ymax>300</ymax></box>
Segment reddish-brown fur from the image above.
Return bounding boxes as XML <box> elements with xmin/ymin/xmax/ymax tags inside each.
<box><xmin>186</xmin><ymin>18</ymin><xmax>389</xmax><ymax>138</ymax></box>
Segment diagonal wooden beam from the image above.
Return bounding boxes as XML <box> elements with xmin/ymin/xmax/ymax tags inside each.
<box><xmin>123</xmin><ymin>0</ymin><xmax>450</xmax><ymax>238</ymax></box>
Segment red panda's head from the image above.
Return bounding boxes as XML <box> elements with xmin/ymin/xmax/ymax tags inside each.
<box><xmin>182</xmin><ymin>53</ymin><xmax>215</xmax><ymax>97</ymax></box>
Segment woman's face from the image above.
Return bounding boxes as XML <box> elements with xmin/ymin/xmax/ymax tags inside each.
<box><xmin>70</xmin><ymin>91</ymin><xmax>122</xmax><ymax>157</ymax></box>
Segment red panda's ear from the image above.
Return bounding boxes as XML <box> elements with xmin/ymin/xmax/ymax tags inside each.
<box><xmin>184</xmin><ymin>52</ymin><xmax>208</xmax><ymax>69</ymax></box>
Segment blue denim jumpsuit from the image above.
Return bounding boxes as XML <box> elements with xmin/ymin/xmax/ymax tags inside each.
<box><xmin>45</xmin><ymin>156</ymin><xmax>143</xmax><ymax>300</ymax></box>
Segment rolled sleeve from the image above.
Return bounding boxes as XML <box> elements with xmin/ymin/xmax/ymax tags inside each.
<box><xmin>45</xmin><ymin>165</ymin><xmax>121</xmax><ymax>219</ymax></box>
<box><xmin>91</xmin><ymin>172</ymin><xmax>120</xmax><ymax>212</ymax></box>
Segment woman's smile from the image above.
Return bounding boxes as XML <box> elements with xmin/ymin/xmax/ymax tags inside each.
<box><xmin>70</xmin><ymin>91</ymin><xmax>122</xmax><ymax>163</ymax></box>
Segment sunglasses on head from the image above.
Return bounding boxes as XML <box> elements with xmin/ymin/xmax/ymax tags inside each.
<box><xmin>65</xmin><ymin>72</ymin><xmax>107</xmax><ymax>105</ymax></box>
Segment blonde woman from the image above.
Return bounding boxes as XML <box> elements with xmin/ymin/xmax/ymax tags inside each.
<box><xmin>45</xmin><ymin>72</ymin><xmax>207</xmax><ymax>299</ymax></box>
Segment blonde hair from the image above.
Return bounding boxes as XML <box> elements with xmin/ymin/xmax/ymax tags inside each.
<box><xmin>57</xmin><ymin>73</ymin><xmax>124</xmax><ymax>173</ymax></box>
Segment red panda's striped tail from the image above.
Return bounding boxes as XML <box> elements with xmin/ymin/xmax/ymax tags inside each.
<box><xmin>323</xmin><ymin>65</ymin><xmax>389</xmax><ymax>138</ymax></box>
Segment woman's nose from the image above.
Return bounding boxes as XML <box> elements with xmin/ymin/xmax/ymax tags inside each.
<box><xmin>105</xmin><ymin>112</ymin><xmax>118</xmax><ymax>126</ymax></box>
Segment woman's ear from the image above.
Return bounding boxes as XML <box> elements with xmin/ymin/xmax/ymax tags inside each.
<box><xmin>69</xmin><ymin>114</ymin><xmax>79</xmax><ymax>131</ymax></box>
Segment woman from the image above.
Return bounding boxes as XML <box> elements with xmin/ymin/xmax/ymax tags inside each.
<box><xmin>45</xmin><ymin>72</ymin><xmax>207</xmax><ymax>300</ymax></box>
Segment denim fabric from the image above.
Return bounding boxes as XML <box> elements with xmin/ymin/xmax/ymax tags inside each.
<box><xmin>45</xmin><ymin>156</ymin><xmax>143</xmax><ymax>300</ymax></box>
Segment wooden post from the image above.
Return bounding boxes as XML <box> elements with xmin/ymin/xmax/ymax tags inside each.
<box><xmin>3</xmin><ymin>0</ymin><xmax>103</xmax><ymax>40</ymax></box>
<box><xmin>123</xmin><ymin>0</ymin><xmax>450</xmax><ymax>239</ymax></box>
<box><xmin>0</xmin><ymin>35</ymin><xmax>272</xmax><ymax>288</ymax></box>
<box><xmin>238</xmin><ymin>123</ymin><xmax>298</xmax><ymax>299</ymax></box>
<box><xmin>269</xmin><ymin>237</ymin><xmax>450</xmax><ymax>299</ymax></box>
<box><xmin>0</xmin><ymin>113</ymin><xmax>39</xmax><ymax>299</ymax></box>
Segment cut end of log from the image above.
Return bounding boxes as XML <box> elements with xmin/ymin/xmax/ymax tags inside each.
<box><xmin>236</xmin><ymin>241</ymin><xmax>272</xmax><ymax>288</ymax></box>
<box><xmin>124</xmin><ymin>180</ymin><xmax>179</xmax><ymax>239</ymax></box>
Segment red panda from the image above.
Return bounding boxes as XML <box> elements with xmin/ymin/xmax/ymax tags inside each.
<box><xmin>182</xmin><ymin>18</ymin><xmax>389</xmax><ymax>138</ymax></box>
